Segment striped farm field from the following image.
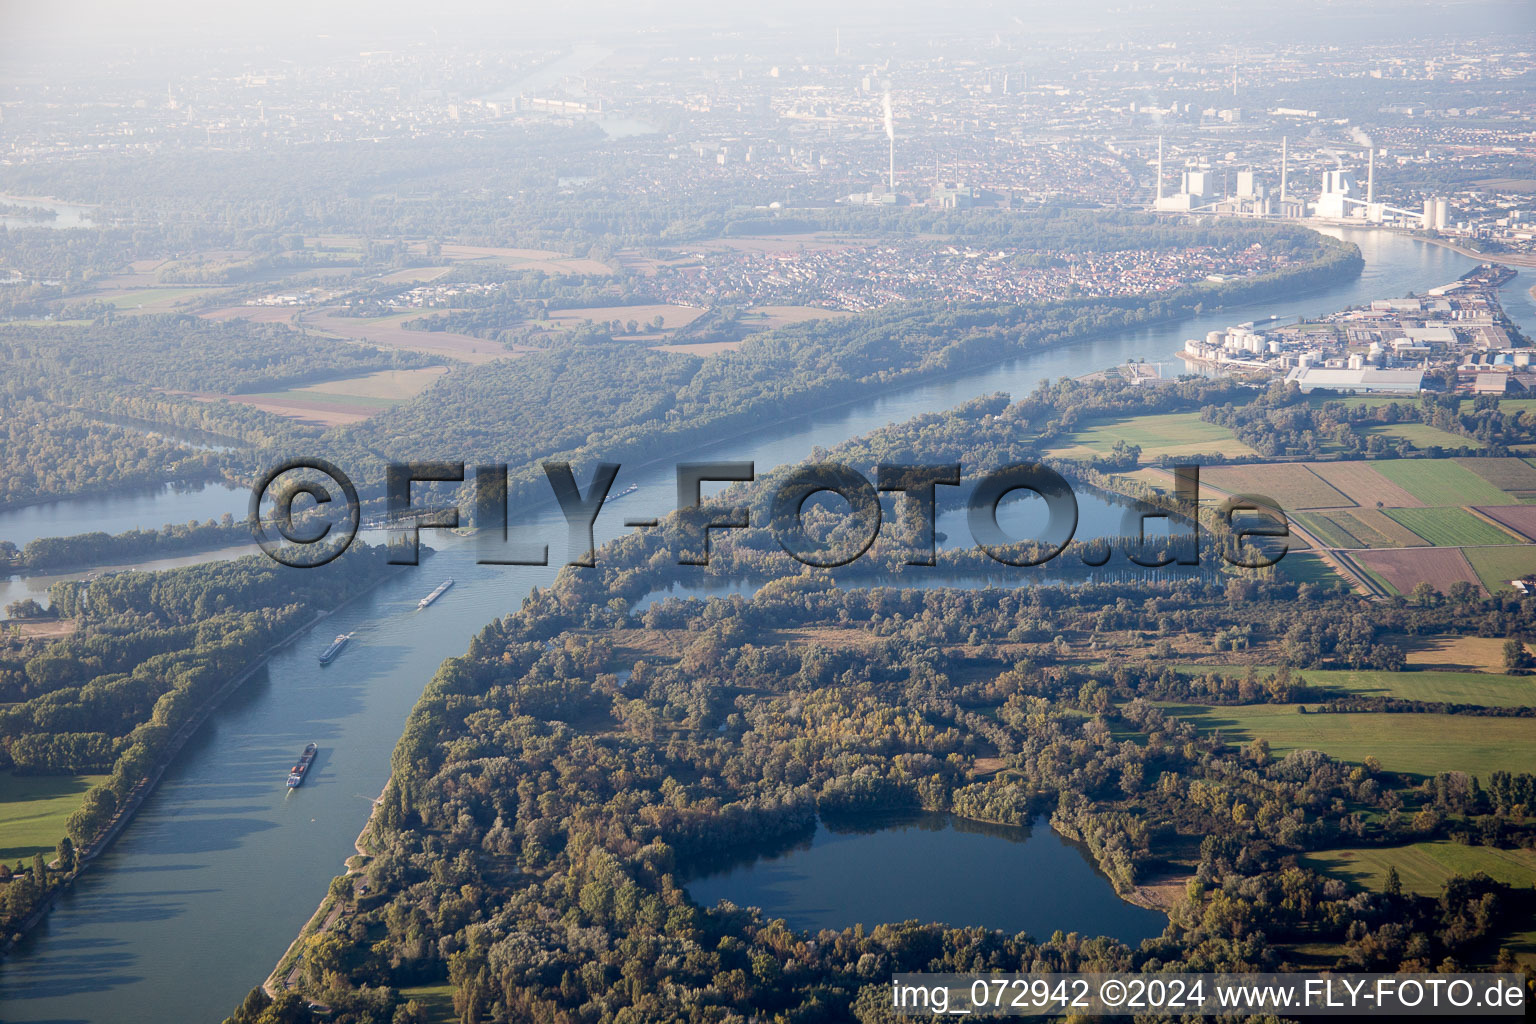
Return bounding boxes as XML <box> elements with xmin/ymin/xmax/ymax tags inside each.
<box><xmin>1295</xmin><ymin>508</ymin><xmax>1424</xmax><ymax>548</ymax></box>
<box><xmin>1457</xmin><ymin>456</ymin><xmax>1536</xmax><ymax>499</ymax></box>
<box><xmin>1372</xmin><ymin>459</ymin><xmax>1514</xmax><ymax>506</ymax></box>
<box><xmin>1382</xmin><ymin>507</ymin><xmax>1522</xmax><ymax>547</ymax></box>
<box><xmin>1201</xmin><ymin>464</ymin><xmax>1351</xmax><ymax>510</ymax></box>
<box><xmin>1352</xmin><ymin>547</ymin><xmax>1482</xmax><ymax>596</ymax></box>
<box><xmin>1293</xmin><ymin>512</ymin><xmax>1363</xmax><ymax>548</ymax></box>
<box><xmin>1474</xmin><ymin>504</ymin><xmax>1536</xmax><ymax>542</ymax></box>
<box><xmin>1338</xmin><ymin>507</ymin><xmax>1426</xmax><ymax>546</ymax></box>
<box><xmin>1304</xmin><ymin>461</ymin><xmax>1424</xmax><ymax>508</ymax></box>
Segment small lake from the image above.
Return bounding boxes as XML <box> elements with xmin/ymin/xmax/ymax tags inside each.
<box><xmin>0</xmin><ymin>194</ymin><xmax>96</xmax><ymax>230</ymax></box>
<box><xmin>687</xmin><ymin>812</ymin><xmax>1166</xmax><ymax>944</ymax></box>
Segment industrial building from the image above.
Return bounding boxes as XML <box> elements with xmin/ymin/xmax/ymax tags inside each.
<box><xmin>1282</xmin><ymin>367</ymin><xmax>1426</xmax><ymax>393</ymax></box>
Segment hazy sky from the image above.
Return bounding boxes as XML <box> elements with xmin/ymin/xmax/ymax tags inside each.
<box><xmin>1</xmin><ymin>0</ymin><xmax>1532</xmax><ymax>69</ymax></box>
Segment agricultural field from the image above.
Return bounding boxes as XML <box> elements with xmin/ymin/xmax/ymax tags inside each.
<box><xmin>1475</xmin><ymin>504</ymin><xmax>1536</xmax><ymax>542</ymax></box>
<box><xmin>1275</xmin><ymin>552</ymin><xmax>1347</xmax><ymax>587</ymax></box>
<box><xmin>1047</xmin><ymin>412</ymin><xmax>1255</xmax><ymax>462</ymax></box>
<box><xmin>199</xmin><ymin>304</ymin><xmax>302</xmax><ymax>324</ymax></box>
<box><xmin>426</xmin><ymin>243</ymin><xmax>613</xmax><ymax>276</ymax></box>
<box><xmin>1373</xmin><ymin>459</ymin><xmax>1514</xmax><ymax>506</ymax></box>
<box><xmin>1293</xmin><ymin>512</ymin><xmax>1366</xmax><ymax>549</ymax></box>
<box><xmin>102</xmin><ymin>286</ymin><xmax>219</xmax><ymax>313</ymax></box>
<box><xmin>1352</xmin><ymin>546</ymin><xmax>1483</xmax><ymax>595</ymax></box>
<box><xmin>1382</xmin><ymin>507</ymin><xmax>1522</xmax><ymax>547</ymax></box>
<box><xmin>1464</xmin><ymin>545</ymin><xmax>1536</xmax><ymax>593</ymax></box>
<box><xmin>1300</xmin><ymin>666</ymin><xmax>1536</xmax><ymax>708</ymax></box>
<box><xmin>1402</xmin><ymin>634</ymin><xmax>1527</xmax><ymax>672</ymax></box>
<box><xmin>300</xmin><ymin>309</ymin><xmax>507</xmax><ymax>364</ymax></box>
<box><xmin>1458</xmin><ymin>456</ymin><xmax>1536</xmax><ymax>499</ymax></box>
<box><xmin>1200</xmin><ymin>464</ymin><xmax>1352</xmax><ymax>510</ymax></box>
<box><xmin>1159</xmin><ymin>704</ymin><xmax>1536</xmax><ymax>778</ymax></box>
<box><xmin>1302</xmin><ymin>842</ymin><xmax>1536</xmax><ymax>898</ymax></box>
<box><xmin>1307</xmin><ymin>393</ymin><xmax>1422</xmax><ymax>411</ymax></box>
<box><xmin>1293</xmin><ymin>509</ymin><xmax>1425</xmax><ymax>549</ymax></box>
<box><xmin>0</xmin><ymin>771</ymin><xmax>107</xmax><ymax>860</ymax></box>
<box><xmin>1304</xmin><ymin>461</ymin><xmax>1424</xmax><ymax>509</ymax></box>
<box><xmin>1360</xmin><ymin>422</ymin><xmax>1486</xmax><ymax>451</ymax></box>
<box><xmin>205</xmin><ymin>367</ymin><xmax>448</xmax><ymax>426</ymax></box>
<box><xmin>740</xmin><ymin>305</ymin><xmax>856</xmax><ymax>329</ymax></box>
<box><xmin>1336</xmin><ymin>507</ymin><xmax>1425</xmax><ymax>546</ymax></box>
<box><xmin>375</xmin><ymin>266</ymin><xmax>451</xmax><ymax>285</ymax></box>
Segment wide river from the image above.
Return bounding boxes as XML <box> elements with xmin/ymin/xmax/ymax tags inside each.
<box><xmin>0</xmin><ymin>230</ymin><xmax>1479</xmax><ymax>1023</ymax></box>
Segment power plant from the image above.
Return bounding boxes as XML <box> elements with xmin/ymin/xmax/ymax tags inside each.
<box><xmin>1151</xmin><ymin>137</ymin><xmax>1444</xmax><ymax>228</ymax></box>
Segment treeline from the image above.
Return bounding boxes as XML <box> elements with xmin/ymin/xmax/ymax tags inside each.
<box><xmin>0</xmin><ymin>393</ymin><xmax>225</xmax><ymax>510</ymax></box>
<box><xmin>1200</xmin><ymin>388</ymin><xmax>1536</xmax><ymax>458</ymax></box>
<box><xmin>0</xmin><ymin>514</ymin><xmax>250</xmax><ymax>575</ymax></box>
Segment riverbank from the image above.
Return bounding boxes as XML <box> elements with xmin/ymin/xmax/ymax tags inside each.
<box><xmin>0</xmin><ymin>568</ymin><xmax>397</xmax><ymax>957</ymax></box>
<box><xmin>262</xmin><ymin>777</ymin><xmax>389</xmax><ymax>998</ymax></box>
<box><xmin>1411</xmin><ymin>231</ymin><xmax>1536</xmax><ymax>269</ymax></box>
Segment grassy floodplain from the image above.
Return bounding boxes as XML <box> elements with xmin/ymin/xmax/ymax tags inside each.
<box><xmin>1048</xmin><ymin>412</ymin><xmax>1255</xmax><ymax>461</ymax></box>
<box><xmin>1159</xmin><ymin>703</ymin><xmax>1536</xmax><ymax>779</ymax></box>
<box><xmin>0</xmin><ymin>771</ymin><xmax>108</xmax><ymax>860</ymax></box>
<box><xmin>1302</xmin><ymin>842</ymin><xmax>1536</xmax><ymax>897</ymax></box>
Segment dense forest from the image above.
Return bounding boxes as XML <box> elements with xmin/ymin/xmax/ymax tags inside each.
<box><xmin>1</xmin><ymin>315</ymin><xmax>438</xmax><ymax>395</ymax></box>
<box><xmin>0</xmin><ymin>314</ymin><xmax>437</xmax><ymax>510</ymax></box>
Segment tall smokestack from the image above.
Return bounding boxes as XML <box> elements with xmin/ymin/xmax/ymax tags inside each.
<box><xmin>1280</xmin><ymin>137</ymin><xmax>1288</xmax><ymax>204</ymax></box>
<box><xmin>1156</xmin><ymin>135</ymin><xmax>1164</xmax><ymax>203</ymax></box>
<box><xmin>883</xmin><ymin>91</ymin><xmax>895</xmax><ymax>190</ymax></box>
<box><xmin>1367</xmin><ymin>147</ymin><xmax>1375</xmax><ymax>204</ymax></box>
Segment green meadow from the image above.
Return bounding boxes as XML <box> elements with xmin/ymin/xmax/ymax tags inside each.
<box><xmin>1158</xmin><ymin>704</ymin><xmax>1536</xmax><ymax>778</ymax></box>
<box><xmin>0</xmin><ymin>771</ymin><xmax>107</xmax><ymax>860</ymax></box>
